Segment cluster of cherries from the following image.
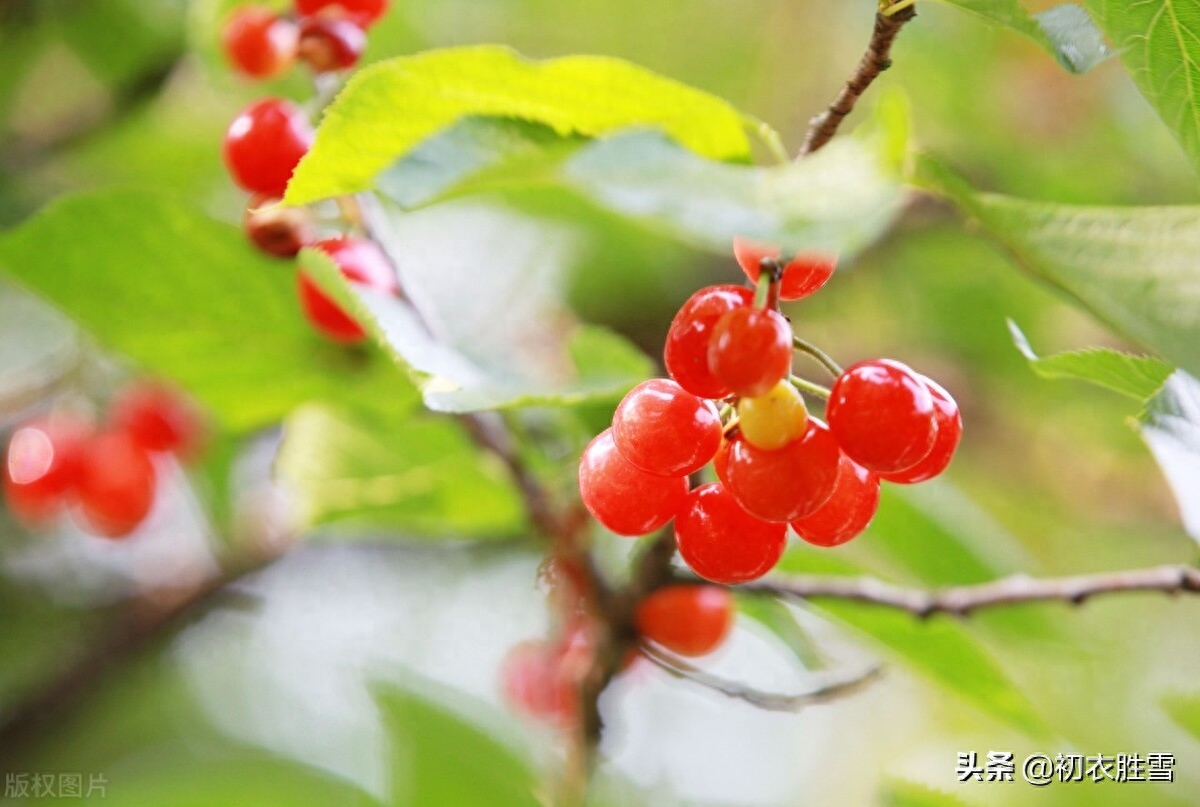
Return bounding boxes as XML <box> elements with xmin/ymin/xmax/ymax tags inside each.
<box><xmin>2</xmin><ymin>383</ymin><xmax>204</xmax><ymax>539</ymax></box>
<box><xmin>220</xmin><ymin>0</ymin><xmax>399</xmax><ymax>344</ymax></box>
<box><xmin>578</xmin><ymin>239</ymin><xmax>962</xmax><ymax>585</ymax></box>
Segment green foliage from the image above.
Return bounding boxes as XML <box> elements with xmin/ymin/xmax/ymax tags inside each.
<box><xmin>882</xmin><ymin>780</ymin><xmax>972</xmax><ymax>807</ymax></box>
<box><xmin>276</xmin><ymin>404</ymin><xmax>526</xmax><ymax>538</ymax></box>
<box><xmin>933</xmin><ymin>0</ymin><xmax>1110</xmax><ymax>72</ymax></box>
<box><xmin>298</xmin><ymin>208</ymin><xmax>653</xmax><ymax>412</ymax></box>
<box><xmin>1161</xmin><ymin>691</ymin><xmax>1200</xmax><ymax>740</ymax></box>
<box><xmin>0</xmin><ymin>189</ymin><xmax>416</xmax><ymax>432</ymax></box>
<box><xmin>285</xmin><ymin>45</ymin><xmax>766</xmax><ymax>205</ymax></box>
<box><xmin>1083</xmin><ymin>0</ymin><xmax>1200</xmax><ymax>175</ymax></box>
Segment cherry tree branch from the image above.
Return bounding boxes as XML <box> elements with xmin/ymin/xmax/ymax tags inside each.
<box><xmin>737</xmin><ymin>564</ymin><xmax>1200</xmax><ymax>617</ymax></box>
<box><xmin>638</xmin><ymin>642</ymin><xmax>882</xmax><ymax>711</ymax></box>
<box><xmin>798</xmin><ymin>3</ymin><xmax>917</xmax><ymax>156</ymax></box>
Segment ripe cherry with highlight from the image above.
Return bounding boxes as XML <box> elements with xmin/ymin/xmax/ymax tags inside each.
<box><xmin>827</xmin><ymin>359</ymin><xmax>937</xmax><ymax>474</ymax></box>
<box><xmin>675</xmin><ymin>482</ymin><xmax>787</xmax><ymax>584</ymax></box>
<box><xmin>221</xmin><ymin>6</ymin><xmax>298</xmax><ymax>79</ymax></box>
<box><xmin>725</xmin><ymin>419</ymin><xmax>840</xmax><ymax>522</ymax></box>
<box><xmin>881</xmin><ymin>376</ymin><xmax>962</xmax><ymax>484</ymax></box>
<box><xmin>223</xmin><ymin>98</ymin><xmax>314</xmax><ymax>197</ymax></box>
<box><xmin>635</xmin><ymin>585</ymin><xmax>733</xmax><ymax>657</ymax></box>
<box><xmin>733</xmin><ymin>237</ymin><xmax>837</xmax><ymax>301</ymax></box>
<box><xmin>790</xmin><ymin>455</ymin><xmax>880</xmax><ymax>547</ymax></box>
<box><xmin>708</xmin><ymin>307</ymin><xmax>793</xmax><ymax>399</ymax></box>
<box><xmin>664</xmin><ymin>285</ymin><xmax>753</xmax><ymax>399</ymax></box>
<box><xmin>578</xmin><ymin>429</ymin><xmax>688</xmax><ymax>537</ymax></box>
<box><xmin>612</xmin><ymin>379</ymin><xmax>721</xmax><ymax>477</ymax></box>
<box><xmin>3</xmin><ymin>415</ymin><xmax>91</xmax><ymax>526</ymax></box>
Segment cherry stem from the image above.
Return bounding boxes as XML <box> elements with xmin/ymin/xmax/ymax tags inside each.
<box><xmin>792</xmin><ymin>335</ymin><xmax>843</xmax><ymax>378</ymax></box>
<box><xmin>789</xmin><ymin>374</ymin><xmax>831</xmax><ymax>400</ymax></box>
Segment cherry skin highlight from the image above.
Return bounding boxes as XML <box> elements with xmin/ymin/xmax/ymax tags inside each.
<box><xmin>675</xmin><ymin>482</ymin><xmax>787</xmax><ymax>584</ymax></box>
<box><xmin>297</xmin><ymin>236</ymin><xmax>398</xmax><ymax>343</ymax></box>
<box><xmin>74</xmin><ymin>431</ymin><xmax>157</xmax><ymax>539</ymax></box>
<box><xmin>708</xmin><ymin>307</ymin><xmax>793</xmax><ymax>398</ymax></box>
<box><xmin>790</xmin><ymin>455</ymin><xmax>880</xmax><ymax>547</ymax></box>
<box><xmin>294</xmin><ymin>0</ymin><xmax>389</xmax><ymax>27</ymax></box>
<box><xmin>3</xmin><ymin>415</ymin><xmax>91</xmax><ymax>526</ymax></box>
<box><xmin>110</xmin><ymin>381</ymin><xmax>206</xmax><ymax>459</ymax></box>
<box><xmin>222</xmin><ymin>98</ymin><xmax>314</xmax><ymax>197</ymax></box>
<box><xmin>732</xmin><ymin>237</ymin><xmax>837</xmax><ymax>301</ymax></box>
<box><xmin>634</xmin><ymin>585</ymin><xmax>734</xmax><ymax>657</ymax></box>
<box><xmin>881</xmin><ymin>375</ymin><xmax>962</xmax><ymax>484</ymax></box>
<box><xmin>221</xmin><ymin>6</ymin><xmax>298</xmax><ymax>79</ymax></box>
<box><xmin>578</xmin><ymin>429</ymin><xmax>689</xmax><ymax>537</ymax></box>
<box><xmin>725</xmin><ymin>418</ymin><xmax>841</xmax><ymax>522</ymax></box>
<box><xmin>663</xmin><ymin>285</ymin><xmax>753</xmax><ymax>398</ymax></box>
<box><xmin>826</xmin><ymin>358</ymin><xmax>938</xmax><ymax>474</ymax></box>
<box><xmin>612</xmin><ymin>379</ymin><xmax>722</xmax><ymax>476</ymax></box>
<box><xmin>737</xmin><ymin>379</ymin><xmax>807</xmax><ymax>451</ymax></box>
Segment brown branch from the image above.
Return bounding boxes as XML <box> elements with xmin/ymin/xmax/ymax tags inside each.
<box><xmin>638</xmin><ymin>643</ymin><xmax>882</xmax><ymax>711</ymax></box>
<box><xmin>798</xmin><ymin>3</ymin><xmax>917</xmax><ymax>157</ymax></box>
<box><xmin>738</xmin><ymin>564</ymin><xmax>1200</xmax><ymax>618</ymax></box>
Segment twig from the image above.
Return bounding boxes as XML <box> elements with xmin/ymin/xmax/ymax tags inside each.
<box><xmin>638</xmin><ymin>642</ymin><xmax>882</xmax><ymax>711</ymax></box>
<box><xmin>792</xmin><ymin>335</ymin><xmax>843</xmax><ymax>378</ymax></box>
<box><xmin>798</xmin><ymin>4</ymin><xmax>917</xmax><ymax>157</ymax></box>
<box><xmin>738</xmin><ymin>564</ymin><xmax>1200</xmax><ymax>618</ymax></box>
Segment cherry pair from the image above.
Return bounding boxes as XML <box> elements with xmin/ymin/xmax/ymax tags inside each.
<box><xmin>221</xmin><ymin>0</ymin><xmax>385</xmax><ymax>80</ymax></box>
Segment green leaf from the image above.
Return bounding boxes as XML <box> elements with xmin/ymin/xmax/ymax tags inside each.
<box><xmin>934</xmin><ymin>1</ymin><xmax>1110</xmax><ymax>72</ymax></box>
<box><xmin>0</xmin><ymin>189</ymin><xmax>416</xmax><ymax>432</ymax></box>
<box><xmin>916</xmin><ymin>155</ymin><xmax>1200</xmax><ymax>380</ymax></box>
<box><xmin>882</xmin><ymin>780</ymin><xmax>972</xmax><ymax>807</ymax></box>
<box><xmin>1137</xmin><ymin>370</ymin><xmax>1200</xmax><ymax>541</ymax></box>
<box><xmin>1162</xmin><ymin>691</ymin><xmax>1200</xmax><ymax>740</ymax></box>
<box><xmin>1082</xmin><ymin>0</ymin><xmax>1200</xmax><ymax>174</ymax></box>
<box><xmin>736</xmin><ymin>595</ymin><xmax>827</xmax><ymax>669</ymax></box>
<box><xmin>1008</xmin><ymin>320</ymin><xmax>1173</xmax><ymax>401</ymax></box>
<box><xmin>275</xmin><ymin>404</ymin><xmax>526</xmax><ymax>538</ymax></box>
<box><xmin>298</xmin><ymin>202</ymin><xmax>653</xmax><ymax>412</ymax></box>
<box><xmin>285</xmin><ymin>45</ymin><xmax>763</xmax><ymax>205</ymax></box>
<box><xmin>375</xmin><ymin>685</ymin><xmax>539</xmax><ymax>807</ymax></box>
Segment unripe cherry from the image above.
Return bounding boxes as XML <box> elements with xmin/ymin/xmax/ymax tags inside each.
<box><xmin>664</xmin><ymin>285</ymin><xmax>753</xmax><ymax>398</ymax></box>
<box><xmin>222</xmin><ymin>98</ymin><xmax>314</xmax><ymax>197</ymax></box>
<box><xmin>298</xmin><ymin>237</ymin><xmax>398</xmax><ymax>343</ymax></box>
<box><xmin>736</xmin><ymin>380</ymin><xmax>807</xmax><ymax>450</ymax></box>
<box><xmin>790</xmin><ymin>455</ymin><xmax>879</xmax><ymax>547</ymax></box>
<box><xmin>612</xmin><ymin>379</ymin><xmax>721</xmax><ymax>476</ymax></box>
<box><xmin>880</xmin><ymin>376</ymin><xmax>962</xmax><ymax>484</ymax></box>
<box><xmin>221</xmin><ymin>6</ymin><xmax>298</xmax><ymax>79</ymax></box>
<box><xmin>707</xmin><ymin>307</ymin><xmax>793</xmax><ymax>398</ymax></box>
<box><xmin>725</xmin><ymin>419</ymin><xmax>840</xmax><ymax>522</ymax></box>
<box><xmin>634</xmin><ymin>585</ymin><xmax>733</xmax><ymax>657</ymax></box>
<box><xmin>578</xmin><ymin>429</ymin><xmax>689</xmax><ymax>536</ymax></box>
<box><xmin>732</xmin><ymin>237</ymin><xmax>837</xmax><ymax>301</ymax></box>
<box><xmin>675</xmin><ymin>482</ymin><xmax>786</xmax><ymax>584</ymax></box>
<box><xmin>827</xmin><ymin>359</ymin><xmax>938</xmax><ymax>474</ymax></box>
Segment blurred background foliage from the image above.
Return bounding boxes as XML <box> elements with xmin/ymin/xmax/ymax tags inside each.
<box><xmin>0</xmin><ymin>1</ymin><xmax>1198</xmax><ymax>806</ymax></box>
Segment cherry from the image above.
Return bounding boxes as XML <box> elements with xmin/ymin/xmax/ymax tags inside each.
<box><xmin>737</xmin><ymin>380</ymin><xmax>807</xmax><ymax>451</ymax></box>
<box><xmin>634</xmin><ymin>585</ymin><xmax>733</xmax><ymax>657</ymax></box>
<box><xmin>222</xmin><ymin>98</ymin><xmax>314</xmax><ymax>197</ymax></box>
<box><xmin>221</xmin><ymin>6</ymin><xmax>298</xmax><ymax>79</ymax></box>
<box><xmin>297</xmin><ymin>16</ymin><xmax>366</xmax><ymax>72</ymax></box>
<box><xmin>244</xmin><ymin>194</ymin><xmax>316</xmax><ymax>258</ymax></box>
<box><xmin>578</xmin><ymin>429</ymin><xmax>688</xmax><ymax>536</ymax></box>
<box><xmin>708</xmin><ymin>307</ymin><xmax>793</xmax><ymax>398</ymax></box>
<box><xmin>881</xmin><ymin>376</ymin><xmax>962</xmax><ymax>484</ymax></box>
<box><xmin>3</xmin><ymin>415</ymin><xmax>91</xmax><ymax>526</ymax></box>
<box><xmin>110</xmin><ymin>381</ymin><xmax>206</xmax><ymax>459</ymax></box>
<box><xmin>790</xmin><ymin>455</ymin><xmax>879</xmax><ymax>547</ymax></box>
<box><xmin>663</xmin><ymin>285</ymin><xmax>753</xmax><ymax>398</ymax></box>
<box><xmin>675</xmin><ymin>482</ymin><xmax>787</xmax><ymax>584</ymax></box>
<box><xmin>298</xmin><ymin>236</ymin><xmax>398</xmax><ymax>343</ymax></box>
<box><xmin>732</xmin><ymin>237</ymin><xmax>837</xmax><ymax>301</ymax></box>
<box><xmin>827</xmin><ymin>359</ymin><xmax>938</xmax><ymax>474</ymax></box>
<box><xmin>612</xmin><ymin>379</ymin><xmax>721</xmax><ymax>476</ymax></box>
<box><xmin>712</xmin><ymin>435</ymin><xmax>733</xmax><ymax>485</ymax></box>
<box><xmin>725</xmin><ymin>418</ymin><xmax>840</xmax><ymax>522</ymax></box>
<box><xmin>293</xmin><ymin>0</ymin><xmax>389</xmax><ymax>27</ymax></box>
<box><xmin>499</xmin><ymin>639</ymin><xmax>578</xmax><ymax>726</ymax></box>
<box><xmin>75</xmin><ymin>431</ymin><xmax>157</xmax><ymax>539</ymax></box>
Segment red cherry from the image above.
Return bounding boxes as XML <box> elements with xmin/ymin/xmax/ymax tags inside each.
<box><xmin>612</xmin><ymin>379</ymin><xmax>722</xmax><ymax>477</ymax></box>
<box><xmin>827</xmin><ymin>359</ymin><xmax>938</xmax><ymax>474</ymax></box>
<box><xmin>244</xmin><ymin>194</ymin><xmax>316</xmax><ymax>258</ymax></box>
<box><xmin>675</xmin><ymin>482</ymin><xmax>786</xmax><ymax>584</ymax></box>
<box><xmin>790</xmin><ymin>455</ymin><xmax>879</xmax><ymax>547</ymax></box>
<box><xmin>223</xmin><ymin>98</ymin><xmax>314</xmax><ymax>197</ymax></box>
<box><xmin>664</xmin><ymin>285</ymin><xmax>753</xmax><ymax>398</ymax></box>
<box><xmin>220</xmin><ymin>6</ymin><xmax>298</xmax><ymax>79</ymax></box>
<box><xmin>110</xmin><ymin>381</ymin><xmax>206</xmax><ymax>459</ymax></box>
<box><xmin>707</xmin><ymin>307</ymin><xmax>793</xmax><ymax>398</ymax></box>
<box><xmin>499</xmin><ymin>640</ymin><xmax>577</xmax><ymax>726</ymax></box>
<box><xmin>298</xmin><ymin>237</ymin><xmax>398</xmax><ymax>343</ymax></box>
<box><xmin>881</xmin><ymin>376</ymin><xmax>962</xmax><ymax>484</ymax></box>
<box><xmin>293</xmin><ymin>0</ymin><xmax>388</xmax><ymax>27</ymax></box>
<box><xmin>3</xmin><ymin>415</ymin><xmax>91</xmax><ymax>526</ymax></box>
<box><xmin>634</xmin><ymin>585</ymin><xmax>733</xmax><ymax>657</ymax></box>
<box><xmin>75</xmin><ymin>431</ymin><xmax>157</xmax><ymax>539</ymax></box>
<box><xmin>297</xmin><ymin>16</ymin><xmax>366</xmax><ymax>72</ymax></box>
<box><xmin>578</xmin><ymin>429</ymin><xmax>688</xmax><ymax>537</ymax></box>
<box><xmin>725</xmin><ymin>418</ymin><xmax>840</xmax><ymax>522</ymax></box>
<box><xmin>732</xmin><ymin>237</ymin><xmax>837</xmax><ymax>301</ymax></box>
<box><xmin>712</xmin><ymin>435</ymin><xmax>733</xmax><ymax>485</ymax></box>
